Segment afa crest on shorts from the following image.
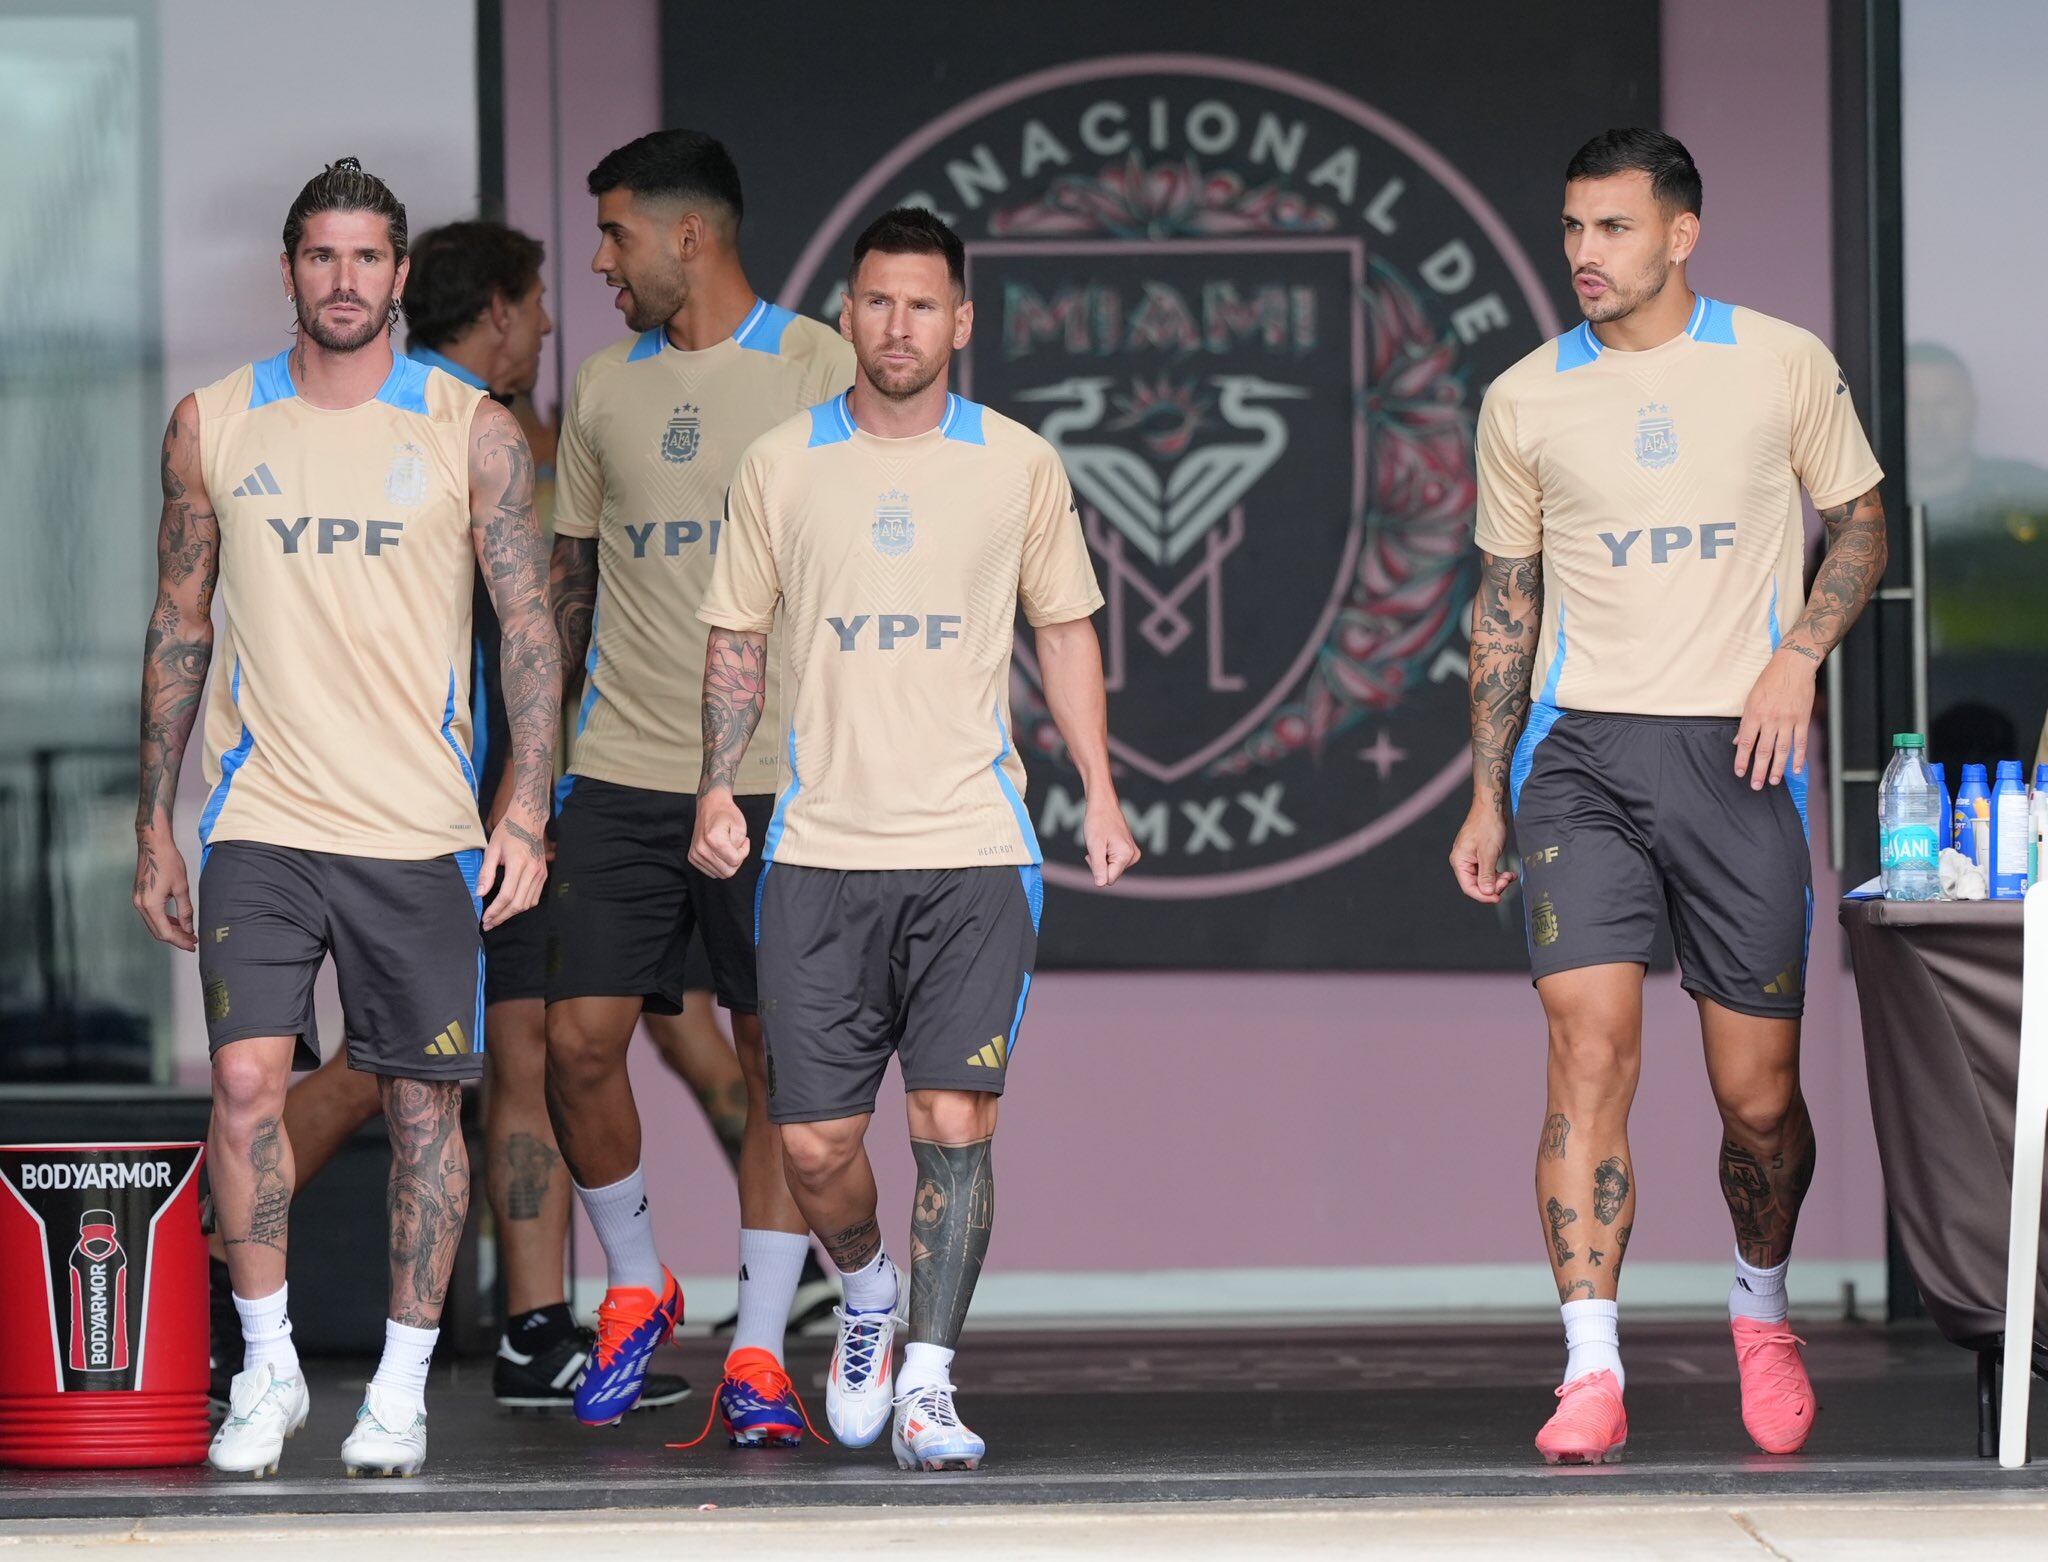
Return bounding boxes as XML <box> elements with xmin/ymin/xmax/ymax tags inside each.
<box><xmin>662</xmin><ymin>404</ymin><xmax>701</xmax><ymax>464</ymax></box>
<box><xmin>385</xmin><ymin>441</ymin><xmax>430</xmax><ymax>507</ymax></box>
<box><xmin>1633</xmin><ymin>403</ymin><xmax>1678</xmax><ymax>471</ymax></box>
<box><xmin>872</xmin><ymin>489</ymin><xmax>915</xmax><ymax>557</ymax></box>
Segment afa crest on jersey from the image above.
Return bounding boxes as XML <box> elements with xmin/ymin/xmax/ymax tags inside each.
<box><xmin>1633</xmin><ymin>403</ymin><xmax>1678</xmax><ymax>471</ymax></box>
<box><xmin>872</xmin><ymin>489</ymin><xmax>915</xmax><ymax>557</ymax></box>
<box><xmin>662</xmin><ymin>404</ymin><xmax>701</xmax><ymax>463</ymax></box>
<box><xmin>385</xmin><ymin>441</ymin><xmax>430</xmax><ymax>506</ymax></box>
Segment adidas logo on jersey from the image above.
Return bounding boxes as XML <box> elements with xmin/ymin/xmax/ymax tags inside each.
<box><xmin>965</xmin><ymin>1035</ymin><xmax>1009</xmax><ymax>1070</ymax></box>
<box><xmin>231</xmin><ymin>463</ymin><xmax>282</xmax><ymax>498</ymax></box>
<box><xmin>424</xmin><ymin>1021</ymin><xmax>469</xmax><ymax>1057</ymax></box>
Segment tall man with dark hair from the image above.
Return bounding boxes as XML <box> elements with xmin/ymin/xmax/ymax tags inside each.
<box><xmin>692</xmin><ymin>207</ymin><xmax>1140</xmax><ymax>1470</ymax></box>
<box><xmin>542</xmin><ymin>129</ymin><xmax>854</xmax><ymax>1439</ymax></box>
<box><xmin>134</xmin><ymin>160</ymin><xmax>560</xmax><ymax>1477</ymax></box>
<box><xmin>1448</xmin><ymin>129</ymin><xmax>1886</xmax><ymax>1463</ymax></box>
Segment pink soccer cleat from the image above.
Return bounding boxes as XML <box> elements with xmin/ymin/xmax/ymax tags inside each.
<box><xmin>1732</xmin><ymin>1317</ymin><xmax>1816</xmax><ymax>1454</ymax></box>
<box><xmin>1535</xmin><ymin>1369</ymin><xmax>1628</xmax><ymax>1465</ymax></box>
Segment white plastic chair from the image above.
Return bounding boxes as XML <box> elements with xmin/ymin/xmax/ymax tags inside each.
<box><xmin>1999</xmin><ymin>880</ymin><xmax>2048</xmax><ymax>1467</ymax></box>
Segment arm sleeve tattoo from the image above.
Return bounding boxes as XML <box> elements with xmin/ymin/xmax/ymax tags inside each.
<box><xmin>470</xmin><ymin>401</ymin><xmax>563</xmax><ymax>840</ymax></box>
<box><xmin>699</xmin><ymin>627</ymin><xmax>767</xmax><ymax>793</ymax></box>
<box><xmin>549</xmin><ymin>534</ymin><xmax>597</xmax><ymax>692</ymax></box>
<box><xmin>1468</xmin><ymin>550</ymin><xmax>1543</xmax><ymax>809</ymax></box>
<box><xmin>1780</xmin><ymin>486</ymin><xmax>1888</xmax><ymax>665</ymax></box>
<box><xmin>136</xmin><ymin>399</ymin><xmax>219</xmax><ymax>837</ymax></box>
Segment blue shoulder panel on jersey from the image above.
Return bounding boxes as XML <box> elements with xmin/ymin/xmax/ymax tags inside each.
<box><xmin>806</xmin><ymin>394</ymin><xmax>856</xmax><ymax>447</ymax></box>
<box><xmin>248</xmin><ymin>350</ymin><xmax>296</xmax><ymax>410</ymax></box>
<box><xmin>375</xmin><ymin>353</ymin><xmax>433</xmax><ymax>414</ymax></box>
<box><xmin>1690</xmin><ymin>294</ymin><xmax>1738</xmax><ymax>345</ymax></box>
<box><xmin>734</xmin><ymin>300</ymin><xmax>797</xmax><ymax>356</ymax></box>
<box><xmin>940</xmin><ymin>394</ymin><xmax>987</xmax><ymax>444</ymax></box>
<box><xmin>1554</xmin><ymin>322</ymin><xmax>1602</xmax><ymax>373</ymax></box>
<box><xmin>626</xmin><ymin>328</ymin><xmax>664</xmax><ymax>362</ymax></box>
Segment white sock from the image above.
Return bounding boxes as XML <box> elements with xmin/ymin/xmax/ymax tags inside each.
<box><xmin>369</xmin><ymin>1319</ymin><xmax>438</xmax><ymax>1405</ymax></box>
<box><xmin>837</xmin><ymin>1248</ymin><xmax>899</xmax><ymax>1314</ymax></box>
<box><xmin>731</xmin><ymin>1228</ymin><xmax>809</xmax><ymax>1362</ymax></box>
<box><xmin>897</xmin><ymin>1341</ymin><xmax>956</xmax><ymax>1397</ymax></box>
<box><xmin>576</xmin><ymin>1165</ymin><xmax>663</xmax><ymax>1292</ymax></box>
<box><xmin>1561</xmin><ymin>1298</ymin><xmax>1623</xmax><ymax>1390</ymax></box>
<box><xmin>1729</xmin><ymin>1250</ymin><xmax>1791</xmax><ymax>1324</ymax></box>
<box><xmin>233</xmin><ymin>1284</ymin><xmax>299</xmax><ymax>1380</ymax></box>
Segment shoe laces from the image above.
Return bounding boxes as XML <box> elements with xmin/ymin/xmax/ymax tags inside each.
<box><xmin>893</xmin><ymin>1380</ymin><xmax>962</xmax><ymax>1428</ymax></box>
<box><xmin>592</xmin><ymin>1294</ymin><xmax>646</xmax><ymax>1370</ymax></box>
<box><xmin>1735</xmin><ymin>1327</ymin><xmax>1808</xmax><ymax>1392</ymax></box>
<box><xmin>666</xmin><ymin>1362</ymin><xmax>830</xmax><ymax>1450</ymax></box>
<box><xmin>835</xmin><ymin>1306</ymin><xmax>899</xmax><ymax>1390</ymax></box>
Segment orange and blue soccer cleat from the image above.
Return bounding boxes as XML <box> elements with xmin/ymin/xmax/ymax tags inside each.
<box><xmin>1534</xmin><ymin>1368</ymin><xmax>1628</xmax><ymax>1465</ymax></box>
<box><xmin>1732</xmin><ymin>1317</ymin><xmax>1816</xmax><ymax>1454</ymax></box>
<box><xmin>715</xmin><ymin>1348</ymin><xmax>812</xmax><ymax>1448</ymax></box>
<box><xmin>574</xmin><ymin>1269</ymin><xmax>684</xmax><ymax>1427</ymax></box>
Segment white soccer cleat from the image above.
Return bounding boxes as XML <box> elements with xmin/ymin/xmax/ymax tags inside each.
<box><xmin>891</xmin><ymin>1380</ymin><xmax>985</xmax><ymax>1472</ymax></box>
<box><xmin>207</xmin><ymin>1363</ymin><xmax>309</xmax><ymax>1478</ymax></box>
<box><xmin>340</xmin><ymin>1382</ymin><xmax>429</xmax><ymax>1477</ymax></box>
<box><xmin>826</xmin><ymin>1305</ymin><xmax>899</xmax><ymax>1448</ymax></box>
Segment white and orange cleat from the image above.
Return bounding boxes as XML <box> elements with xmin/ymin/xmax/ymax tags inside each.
<box><xmin>1535</xmin><ymin>1368</ymin><xmax>1628</xmax><ymax>1465</ymax></box>
<box><xmin>1732</xmin><ymin>1317</ymin><xmax>1816</xmax><ymax>1453</ymax></box>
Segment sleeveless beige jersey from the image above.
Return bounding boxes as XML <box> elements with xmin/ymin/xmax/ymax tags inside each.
<box><xmin>194</xmin><ymin>350</ymin><xmax>488</xmax><ymax>860</ymax></box>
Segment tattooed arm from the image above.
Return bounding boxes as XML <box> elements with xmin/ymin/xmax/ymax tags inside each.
<box><xmin>687</xmin><ymin>627</ymin><xmax>767</xmax><ymax>879</ymax></box>
<box><xmin>469</xmin><ymin>399</ymin><xmax>561</xmax><ymax>927</ymax></box>
<box><xmin>1733</xmin><ymin>486</ymin><xmax>1888</xmax><ymax>789</ymax></box>
<box><xmin>132</xmin><ymin>395</ymin><xmax>219</xmax><ymax>951</ymax></box>
<box><xmin>549</xmin><ymin>534</ymin><xmax>597</xmax><ymax>698</ymax></box>
<box><xmin>1449</xmin><ymin>550</ymin><xmax>1543</xmax><ymax>904</ymax></box>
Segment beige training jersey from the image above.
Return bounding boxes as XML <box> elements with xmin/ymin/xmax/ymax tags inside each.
<box><xmin>194</xmin><ymin>349</ymin><xmax>488</xmax><ymax>860</ymax></box>
<box><xmin>555</xmin><ymin>301</ymin><xmax>855</xmax><ymax>795</ymax></box>
<box><xmin>1474</xmin><ymin>295</ymin><xmax>1883</xmax><ymax>718</ymax></box>
<box><xmin>701</xmin><ymin>391</ymin><xmax>1105</xmax><ymax>871</ymax></box>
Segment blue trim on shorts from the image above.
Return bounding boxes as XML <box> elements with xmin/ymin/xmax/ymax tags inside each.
<box><xmin>1006</xmin><ymin>972</ymin><xmax>1034</xmax><ymax>1059</ymax></box>
<box><xmin>456</xmin><ymin>848</ymin><xmax>486</xmax><ymax>1050</ymax></box>
<box><xmin>1766</xmin><ymin>581</ymin><xmax>1813</xmax><ymax>840</ymax></box>
<box><xmin>1017</xmin><ymin>863</ymin><xmax>1044</xmax><ymax>932</ymax></box>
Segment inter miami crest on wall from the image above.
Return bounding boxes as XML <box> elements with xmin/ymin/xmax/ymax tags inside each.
<box><xmin>784</xmin><ymin>57</ymin><xmax>1558</xmax><ymax>916</ymax></box>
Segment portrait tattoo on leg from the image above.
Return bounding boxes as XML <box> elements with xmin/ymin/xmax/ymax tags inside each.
<box><xmin>382</xmin><ymin>1077</ymin><xmax>470</xmax><ymax>1329</ymax></box>
<box><xmin>1592</xmin><ymin>1157</ymin><xmax>1630</xmax><ymax>1225</ymax></box>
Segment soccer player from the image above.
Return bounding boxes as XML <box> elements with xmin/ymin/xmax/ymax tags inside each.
<box><xmin>1448</xmin><ymin>130</ymin><xmax>1886</xmax><ymax>1463</ymax></box>
<box><xmin>691</xmin><ymin>207</ymin><xmax>1140</xmax><ymax>1470</ymax></box>
<box><xmin>133</xmin><ymin>160</ymin><xmax>561</xmax><ymax>1477</ymax></box>
<box><xmin>542</xmin><ymin>130</ymin><xmax>854</xmax><ymax>1438</ymax></box>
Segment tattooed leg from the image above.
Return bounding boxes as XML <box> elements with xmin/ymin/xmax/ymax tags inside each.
<box><xmin>780</xmin><ymin>1115</ymin><xmax>883</xmax><ymax>1272</ymax></box>
<box><xmin>382</xmin><ymin>1077</ymin><xmax>472</xmax><ymax>1329</ymax></box>
<box><xmin>908</xmin><ymin>1138</ymin><xmax>996</xmax><ymax>1350</ymax></box>
<box><xmin>209</xmin><ymin>1035</ymin><xmax>298</xmax><ymax>1299</ymax></box>
<box><xmin>1700</xmin><ymin>1002</ymin><xmax>1814</xmax><ymax>1269</ymax></box>
<box><xmin>1535</xmin><ymin>966</ymin><xmax>1644</xmax><ymax>1303</ymax></box>
<box><xmin>483</xmin><ymin>998</ymin><xmax>569</xmax><ymax>1315</ymax></box>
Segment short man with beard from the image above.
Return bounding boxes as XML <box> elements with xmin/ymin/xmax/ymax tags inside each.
<box><xmin>133</xmin><ymin>160</ymin><xmax>559</xmax><ymax>1477</ymax></box>
<box><xmin>691</xmin><ymin>208</ymin><xmax>1141</xmax><ymax>1470</ymax></box>
<box><xmin>1448</xmin><ymin>129</ymin><xmax>1886</xmax><ymax>1463</ymax></box>
<box><xmin>541</xmin><ymin>130</ymin><xmax>853</xmax><ymax>1438</ymax></box>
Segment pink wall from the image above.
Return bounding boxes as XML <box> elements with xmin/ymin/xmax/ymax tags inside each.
<box><xmin>506</xmin><ymin>0</ymin><xmax>1883</xmax><ymax>1299</ymax></box>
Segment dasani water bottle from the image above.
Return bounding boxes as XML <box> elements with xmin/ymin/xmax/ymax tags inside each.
<box><xmin>1879</xmin><ymin>733</ymin><xmax>1941</xmax><ymax>901</ymax></box>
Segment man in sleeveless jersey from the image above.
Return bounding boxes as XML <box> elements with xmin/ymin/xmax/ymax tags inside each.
<box><xmin>540</xmin><ymin>131</ymin><xmax>854</xmax><ymax>1437</ymax></box>
<box><xmin>693</xmin><ymin>208</ymin><xmax>1141</xmax><ymax>1470</ymax></box>
<box><xmin>1447</xmin><ymin>131</ymin><xmax>1887</xmax><ymax>1463</ymax></box>
<box><xmin>133</xmin><ymin>161</ymin><xmax>560</xmax><ymax>1478</ymax></box>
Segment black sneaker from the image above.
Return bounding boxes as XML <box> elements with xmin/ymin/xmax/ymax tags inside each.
<box><xmin>494</xmin><ymin>1325</ymin><xmax>691</xmax><ymax>1411</ymax></box>
<box><xmin>208</xmin><ymin>1256</ymin><xmax>238</xmax><ymax>1418</ymax></box>
<box><xmin>710</xmin><ymin>1251</ymin><xmax>842</xmax><ymax>1336</ymax></box>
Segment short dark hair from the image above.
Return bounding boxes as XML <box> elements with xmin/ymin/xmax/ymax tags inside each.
<box><xmin>402</xmin><ymin>221</ymin><xmax>545</xmax><ymax>350</ymax></box>
<box><xmin>1564</xmin><ymin>128</ymin><xmax>1703</xmax><ymax>217</ymax></box>
<box><xmin>848</xmin><ymin>207</ymin><xmax>966</xmax><ymax>293</ymax></box>
<box><xmin>586</xmin><ymin>129</ymin><xmax>743</xmax><ymax>226</ymax></box>
<box><xmin>283</xmin><ymin>157</ymin><xmax>408</xmax><ymax>260</ymax></box>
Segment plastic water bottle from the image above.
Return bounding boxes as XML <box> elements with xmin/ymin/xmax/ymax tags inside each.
<box><xmin>2031</xmin><ymin>763</ymin><xmax>2048</xmax><ymax>888</ymax></box>
<box><xmin>1955</xmin><ymin>763</ymin><xmax>1992</xmax><ymax>869</ymax></box>
<box><xmin>1929</xmin><ymin>762</ymin><xmax>1952</xmax><ymax>851</ymax></box>
<box><xmin>1991</xmin><ymin>760</ymin><xmax>2029</xmax><ymax>899</ymax></box>
<box><xmin>1879</xmin><ymin>734</ymin><xmax>1942</xmax><ymax>900</ymax></box>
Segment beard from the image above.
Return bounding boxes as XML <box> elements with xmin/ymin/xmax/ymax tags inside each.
<box><xmin>618</xmin><ymin>262</ymin><xmax>686</xmax><ymax>333</ymax></box>
<box><xmin>1578</xmin><ymin>256</ymin><xmax>1673</xmax><ymax>324</ymax></box>
<box><xmin>297</xmin><ymin>290</ymin><xmax>390</xmax><ymax>351</ymax></box>
<box><xmin>858</xmin><ymin>341</ymin><xmax>948</xmax><ymax>401</ymax></box>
